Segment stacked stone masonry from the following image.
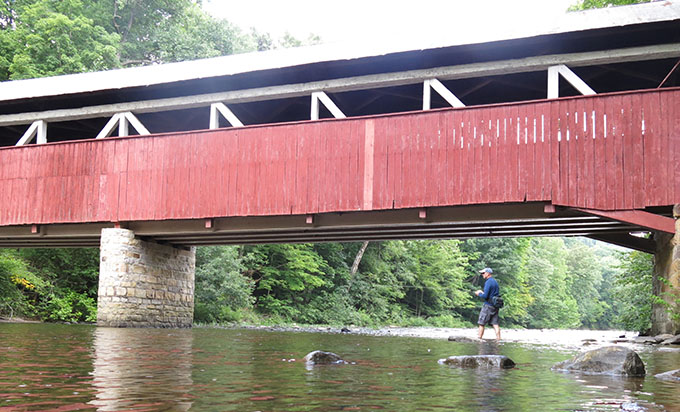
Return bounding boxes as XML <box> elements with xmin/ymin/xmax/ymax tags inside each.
<box><xmin>652</xmin><ymin>204</ymin><xmax>680</xmax><ymax>335</ymax></box>
<box><xmin>98</xmin><ymin>228</ymin><xmax>195</xmax><ymax>328</ymax></box>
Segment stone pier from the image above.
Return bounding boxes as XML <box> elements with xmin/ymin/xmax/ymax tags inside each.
<box><xmin>97</xmin><ymin>228</ymin><xmax>195</xmax><ymax>328</ymax></box>
<box><xmin>651</xmin><ymin>205</ymin><xmax>680</xmax><ymax>335</ymax></box>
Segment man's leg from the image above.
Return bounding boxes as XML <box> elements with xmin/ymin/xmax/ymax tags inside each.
<box><xmin>478</xmin><ymin>324</ymin><xmax>485</xmax><ymax>339</ymax></box>
<box><xmin>492</xmin><ymin>324</ymin><xmax>501</xmax><ymax>341</ymax></box>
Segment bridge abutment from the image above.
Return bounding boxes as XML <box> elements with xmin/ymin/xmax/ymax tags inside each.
<box><xmin>651</xmin><ymin>205</ymin><xmax>680</xmax><ymax>335</ymax></box>
<box><xmin>97</xmin><ymin>228</ymin><xmax>195</xmax><ymax>328</ymax></box>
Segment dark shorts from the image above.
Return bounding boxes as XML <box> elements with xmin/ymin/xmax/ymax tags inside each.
<box><xmin>478</xmin><ymin>303</ymin><xmax>499</xmax><ymax>326</ymax></box>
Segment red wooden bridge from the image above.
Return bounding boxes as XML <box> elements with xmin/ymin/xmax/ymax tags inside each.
<box><xmin>0</xmin><ymin>87</ymin><xmax>677</xmax><ymax>250</ymax></box>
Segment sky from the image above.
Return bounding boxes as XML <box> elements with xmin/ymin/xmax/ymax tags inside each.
<box><xmin>203</xmin><ymin>0</ymin><xmax>578</xmax><ymax>45</ymax></box>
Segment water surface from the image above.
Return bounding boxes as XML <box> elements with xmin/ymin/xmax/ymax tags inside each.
<box><xmin>1</xmin><ymin>323</ymin><xmax>678</xmax><ymax>411</ymax></box>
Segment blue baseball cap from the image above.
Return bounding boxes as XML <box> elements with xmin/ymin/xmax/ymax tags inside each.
<box><xmin>479</xmin><ymin>267</ymin><xmax>493</xmax><ymax>274</ymax></box>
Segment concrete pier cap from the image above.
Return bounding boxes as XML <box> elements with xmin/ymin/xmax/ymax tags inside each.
<box><xmin>97</xmin><ymin>228</ymin><xmax>195</xmax><ymax>328</ymax></box>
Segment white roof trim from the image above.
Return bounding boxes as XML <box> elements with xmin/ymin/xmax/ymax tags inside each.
<box><xmin>0</xmin><ymin>1</ymin><xmax>678</xmax><ymax>104</ymax></box>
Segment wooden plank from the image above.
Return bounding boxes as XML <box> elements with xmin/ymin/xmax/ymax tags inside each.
<box><xmin>593</xmin><ymin>97</ymin><xmax>607</xmax><ymax>210</ymax></box>
<box><xmin>446</xmin><ymin>111</ymin><xmax>455</xmax><ymax>205</ymax></box>
<box><xmin>277</xmin><ymin>126</ymin><xmax>287</xmax><ymax>214</ymax></box>
<box><xmin>472</xmin><ymin>110</ymin><xmax>482</xmax><ymax>204</ymax></box>
<box><xmin>349</xmin><ymin>120</ymin><xmax>361</xmax><ymax>210</ymax></box>
<box><xmin>293</xmin><ymin>123</ymin><xmax>308</xmax><ymax>214</ymax></box>
<box><xmin>464</xmin><ymin>109</ymin><xmax>474</xmax><ymax>204</ymax></box>
<box><xmin>621</xmin><ymin>94</ymin><xmax>634</xmax><ymax>209</ymax></box>
<box><xmin>583</xmin><ymin>97</ymin><xmax>595</xmax><ymax>209</ymax></box>
<box><xmin>604</xmin><ymin>96</ymin><xmax>617</xmax><ymax>210</ymax></box>
<box><xmin>479</xmin><ymin>112</ymin><xmax>490</xmax><ymax>204</ymax></box>
<box><xmin>613</xmin><ymin>95</ymin><xmax>626</xmax><ymax>210</ymax></box>
<box><xmin>447</xmin><ymin>111</ymin><xmax>458</xmax><ymax>205</ymax></box>
<box><xmin>435</xmin><ymin>112</ymin><xmax>447</xmax><ymax>206</ymax></box>
<box><xmin>659</xmin><ymin>90</ymin><xmax>671</xmax><ymax>206</ymax></box>
<box><xmin>629</xmin><ymin>93</ymin><xmax>645</xmax><ymax>209</ymax></box>
<box><xmin>372</xmin><ymin>117</ymin><xmax>387</xmax><ymax>210</ymax></box>
<box><xmin>539</xmin><ymin>102</ymin><xmax>551</xmax><ymax>201</ymax></box>
<box><xmin>526</xmin><ymin>103</ymin><xmax>538</xmax><ymax>201</ymax></box>
<box><xmin>509</xmin><ymin>105</ymin><xmax>521</xmax><ymax>203</ymax></box>
<box><xmin>671</xmin><ymin>90</ymin><xmax>680</xmax><ymax>205</ymax></box>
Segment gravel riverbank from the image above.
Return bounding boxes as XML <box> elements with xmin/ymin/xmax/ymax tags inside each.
<box><xmin>211</xmin><ymin>324</ymin><xmax>639</xmax><ymax>348</ymax></box>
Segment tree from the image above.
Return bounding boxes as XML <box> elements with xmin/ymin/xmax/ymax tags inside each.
<box><xmin>564</xmin><ymin>241</ymin><xmax>609</xmax><ymax>328</ymax></box>
<box><xmin>524</xmin><ymin>238</ymin><xmax>581</xmax><ymax>329</ymax></box>
<box><xmin>613</xmin><ymin>250</ymin><xmax>653</xmax><ymax>333</ymax></box>
<box><xmin>194</xmin><ymin>246</ymin><xmax>254</xmax><ymax>323</ymax></box>
<box><xmin>1</xmin><ymin>0</ymin><xmax>119</xmax><ymax>80</ymax></box>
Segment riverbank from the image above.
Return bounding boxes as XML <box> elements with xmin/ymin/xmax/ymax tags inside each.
<box><xmin>205</xmin><ymin>323</ymin><xmax>643</xmax><ymax>348</ymax></box>
<box><xmin>2</xmin><ymin>318</ymin><xmax>665</xmax><ymax>349</ymax></box>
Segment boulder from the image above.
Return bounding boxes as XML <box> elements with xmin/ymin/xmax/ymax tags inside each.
<box><xmin>552</xmin><ymin>346</ymin><xmax>645</xmax><ymax>377</ymax></box>
<box><xmin>660</xmin><ymin>334</ymin><xmax>680</xmax><ymax>345</ymax></box>
<box><xmin>447</xmin><ymin>336</ymin><xmax>480</xmax><ymax>343</ymax></box>
<box><xmin>654</xmin><ymin>369</ymin><xmax>680</xmax><ymax>381</ymax></box>
<box><xmin>438</xmin><ymin>355</ymin><xmax>515</xmax><ymax>369</ymax></box>
<box><xmin>303</xmin><ymin>350</ymin><xmax>346</xmax><ymax>365</ymax></box>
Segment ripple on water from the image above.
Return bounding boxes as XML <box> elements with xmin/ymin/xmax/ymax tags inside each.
<box><xmin>1</xmin><ymin>324</ymin><xmax>679</xmax><ymax>411</ymax></box>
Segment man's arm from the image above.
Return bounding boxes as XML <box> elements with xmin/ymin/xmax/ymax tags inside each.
<box><xmin>476</xmin><ymin>281</ymin><xmax>491</xmax><ymax>299</ymax></box>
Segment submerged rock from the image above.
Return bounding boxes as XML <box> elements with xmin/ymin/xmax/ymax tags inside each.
<box><xmin>552</xmin><ymin>346</ymin><xmax>645</xmax><ymax>377</ymax></box>
<box><xmin>654</xmin><ymin>369</ymin><xmax>680</xmax><ymax>381</ymax></box>
<box><xmin>438</xmin><ymin>355</ymin><xmax>515</xmax><ymax>369</ymax></box>
<box><xmin>303</xmin><ymin>350</ymin><xmax>346</xmax><ymax>365</ymax></box>
<box><xmin>660</xmin><ymin>334</ymin><xmax>680</xmax><ymax>345</ymax></box>
<box><xmin>633</xmin><ymin>336</ymin><xmax>659</xmax><ymax>345</ymax></box>
<box><xmin>655</xmin><ymin>333</ymin><xmax>674</xmax><ymax>342</ymax></box>
<box><xmin>447</xmin><ymin>336</ymin><xmax>480</xmax><ymax>343</ymax></box>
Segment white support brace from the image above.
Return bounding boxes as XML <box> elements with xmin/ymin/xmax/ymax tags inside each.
<box><xmin>96</xmin><ymin>112</ymin><xmax>150</xmax><ymax>139</ymax></box>
<box><xmin>16</xmin><ymin>120</ymin><xmax>47</xmax><ymax>146</ymax></box>
<box><xmin>210</xmin><ymin>103</ymin><xmax>244</xmax><ymax>129</ymax></box>
<box><xmin>547</xmin><ymin>64</ymin><xmax>597</xmax><ymax>99</ymax></box>
<box><xmin>311</xmin><ymin>91</ymin><xmax>346</xmax><ymax>120</ymax></box>
<box><xmin>423</xmin><ymin>79</ymin><xmax>465</xmax><ymax>110</ymax></box>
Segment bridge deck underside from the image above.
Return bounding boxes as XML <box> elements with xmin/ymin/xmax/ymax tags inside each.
<box><xmin>0</xmin><ymin>203</ymin><xmax>647</xmax><ymax>249</ymax></box>
<box><xmin>0</xmin><ymin>88</ymin><xmax>677</xmax><ymax>248</ymax></box>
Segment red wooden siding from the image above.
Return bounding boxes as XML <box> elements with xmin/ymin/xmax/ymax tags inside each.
<box><xmin>1</xmin><ymin>88</ymin><xmax>679</xmax><ymax>227</ymax></box>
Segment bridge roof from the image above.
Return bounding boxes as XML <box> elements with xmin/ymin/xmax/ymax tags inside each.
<box><xmin>0</xmin><ymin>1</ymin><xmax>678</xmax><ymax>105</ymax></box>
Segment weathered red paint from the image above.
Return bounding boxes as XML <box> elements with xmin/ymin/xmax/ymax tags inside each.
<box><xmin>1</xmin><ymin>88</ymin><xmax>679</xmax><ymax>227</ymax></box>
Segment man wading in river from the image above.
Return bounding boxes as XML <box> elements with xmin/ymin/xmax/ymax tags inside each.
<box><xmin>474</xmin><ymin>268</ymin><xmax>501</xmax><ymax>341</ymax></box>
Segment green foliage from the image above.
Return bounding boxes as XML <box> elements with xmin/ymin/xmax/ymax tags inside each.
<box><xmin>0</xmin><ymin>248</ymin><xmax>97</xmax><ymax>322</ymax></box>
<box><xmin>570</xmin><ymin>0</ymin><xmax>652</xmax><ymax>10</ymax></box>
<box><xmin>2</xmin><ymin>0</ymin><xmax>120</xmax><ymax>80</ymax></box>
<box><xmin>0</xmin><ymin>249</ymin><xmax>38</xmax><ymax>318</ymax></box>
<box><xmin>0</xmin><ymin>0</ymin><xmax>317</xmax><ymax>81</ymax></box>
<box><xmin>42</xmin><ymin>290</ymin><xmax>97</xmax><ymax>322</ymax></box>
<box><xmin>525</xmin><ymin>238</ymin><xmax>581</xmax><ymax>329</ymax></box>
<box><xmin>193</xmin><ymin>246</ymin><xmax>254</xmax><ymax>323</ymax></box>
<box><xmin>613</xmin><ymin>250</ymin><xmax>654</xmax><ymax>332</ymax></box>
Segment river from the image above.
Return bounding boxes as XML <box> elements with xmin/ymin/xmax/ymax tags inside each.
<box><xmin>0</xmin><ymin>323</ymin><xmax>678</xmax><ymax>411</ymax></box>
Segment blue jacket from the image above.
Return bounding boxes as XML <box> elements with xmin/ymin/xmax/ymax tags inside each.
<box><xmin>479</xmin><ymin>277</ymin><xmax>499</xmax><ymax>306</ymax></box>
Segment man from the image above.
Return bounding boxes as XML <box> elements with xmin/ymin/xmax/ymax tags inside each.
<box><xmin>474</xmin><ymin>267</ymin><xmax>501</xmax><ymax>341</ymax></box>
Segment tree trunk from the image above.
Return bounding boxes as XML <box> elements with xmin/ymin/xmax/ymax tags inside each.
<box><xmin>348</xmin><ymin>241</ymin><xmax>369</xmax><ymax>288</ymax></box>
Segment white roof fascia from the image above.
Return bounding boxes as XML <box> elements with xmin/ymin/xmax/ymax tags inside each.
<box><xmin>0</xmin><ymin>1</ymin><xmax>678</xmax><ymax>104</ymax></box>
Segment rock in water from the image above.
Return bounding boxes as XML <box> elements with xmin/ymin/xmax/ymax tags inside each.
<box><xmin>654</xmin><ymin>369</ymin><xmax>680</xmax><ymax>381</ymax></box>
<box><xmin>552</xmin><ymin>346</ymin><xmax>646</xmax><ymax>376</ymax></box>
<box><xmin>438</xmin><ymin>355</ymin><xmax>515</xmax><ymax>369</ymax></box>
<box><xmin>303</xmin><ymin>350</ymin><xmax>345</xmax><ymax>365</ymax></box>
<box><xmin>660</xmin><ymin>334</ymin><xmax>680</xmax><ymax>345</ymax></box>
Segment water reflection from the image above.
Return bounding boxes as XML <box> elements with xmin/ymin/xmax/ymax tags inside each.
<box><xmin>1</xmin><ymin>324</ymin><xmax>679</xmax><ymax>411</ymax></box>
<box><xmin>89</xmin><ymin>327</ymin><xmax>193</xmax><ymax>411</ymax></box>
